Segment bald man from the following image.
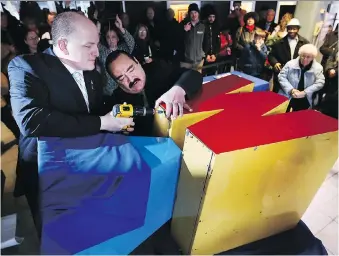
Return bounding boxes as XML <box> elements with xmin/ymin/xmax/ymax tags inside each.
<box><xmin>8</xmin><ymin>12</ymin><xmax>134</xmax><ymax>235</ymax></box>
<box><xmin>257</xmin><ymin>9</ymin><xmax>277</xmax><ymax>35</ymax></box>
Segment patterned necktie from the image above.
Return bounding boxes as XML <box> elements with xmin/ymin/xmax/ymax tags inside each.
<box><xmin>72</xmin><ymin>72</ymin><xmax>90</xmax><ymax>112</ymax></box>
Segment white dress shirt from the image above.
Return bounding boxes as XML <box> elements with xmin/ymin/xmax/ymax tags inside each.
<box><xmin>288</xmin><ymin>36</ymin><xmax>298</xmax><ymax>60</ymax></box>
<box><xmin>62</xmin><ymin>62</ymin><xmax>90</xmax><ymax>112</ymax></box>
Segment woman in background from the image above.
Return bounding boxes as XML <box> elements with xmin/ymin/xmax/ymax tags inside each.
<box><xmin>98</xmin><ymin>14</ymin><xmax>135</xmax><ymax>98</ymax></box>
<box><xmin>133</xmin><ymin>24</ymin><xmax>156</xmax><ymax>65</ymax></box>
<box><xmin>266</xmin><ymin>13</ymin><xmax>293</xmax><ymax>46</ymax></box>
<box><xmin>278</xmin><ymin>44</ymin><xmax>325</xmax><ymax>112</ymax></box>
<box><xmin>20</xmin><ymin>28</ymin><xmax>40</xmax><ymax>54</ymax></box>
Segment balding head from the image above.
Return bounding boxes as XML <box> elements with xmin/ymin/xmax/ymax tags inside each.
<box><xmin>52</xmin><ymin>12</ymin><xmax>92</xmax><ymax>46</ymax></box>
<box><xmin>52</xmin><ymin>12</ymin><xmax>99</xmax><ymax>71</ymax></box>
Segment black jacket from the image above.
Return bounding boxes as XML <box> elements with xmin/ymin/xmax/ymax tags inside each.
<box><xmin>320</xmin><ymin>30</ymin><xmax>338</xmax><ymax>66</ymax></box>
<box><xmin>8</xmin><ymin>51</ymin><xmax>105</xmax><ymax>163</ymax></box>
<box><xmin>110</xmin><ymin>60</ymin><xmax>202</xmax><ymax>136</ymax></box>
<box><xmin>203</xmin><ymin>21</ymin><xmax>220</xmax><ymax>56</ymax></box>
<box><xmin>257</xmin><ymin>20</ymin><xmax>277</xmax><ymax>34</ymax></box>
<box><xmin>268</xmin><ymin>35</ymin><xmax>309</xmax><ymax>73</ymax></box>
<box><xmin>159</xmin><ymin>19</ymin><xmax>182</xmax><ymax>62</ymax></box>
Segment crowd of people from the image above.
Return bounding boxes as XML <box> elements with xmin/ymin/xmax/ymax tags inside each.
<box><xmin>0</xmin><ymin>1</ymin><xmax>338</xmax><ymax>254</ymax></box>
<box><xmin>1</xmin><ymin>1</ymin><xmax>338</xmax><ymax>121</ymax></box>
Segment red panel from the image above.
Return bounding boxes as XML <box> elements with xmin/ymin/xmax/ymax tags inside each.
<box><xmin>197</xmin><ymin>91</ymin><xmax>287</xmax><ymax>114</ymax></box>
<box><xmin>189</xmin><ymin>92</ymin><xmax>338</xmax><ymax>154</ymax></box>
<box><xmin>160</xmin><ymin>75</ymin><xmax>252</xmax><ymax>113</ymax></box>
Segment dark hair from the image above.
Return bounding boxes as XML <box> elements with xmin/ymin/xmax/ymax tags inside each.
<box><xmin>233</xmin><ymin>1</ymin><xmax>242</xmax><ymax>6</ymax></box>
<box><xmin>21</xmin><ymin>28</ymin><xmax>39</xmax><ymax>54</ymax></box>
<box><xmin>134</xmin><ymin>24</ymin><xmax>150</xmax><ymax>42</ymax></box>
<box><xmin>244</xmin><ymin>12</ymin><xmax>259</xmax><ymax>25</ymax></box>
<box><xmin>101</xmin><ymin>22</ymin><xmax>121</xmax><ymax>48</ymax></box>
<box><xmin>23</xmin><ymin>28</ymin><xmax>38</xmax><ymax>41</ymax></box>
<box><xmin>105</xmin><ymin>50</ymin><xmax>138</xmax><ymax>78</ymax></box>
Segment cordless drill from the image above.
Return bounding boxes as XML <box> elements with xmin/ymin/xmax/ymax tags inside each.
<box><xmin>112</xmin><ymin>102</ymin><xmax>163</xmax><ymax>130</ymax></box>
<box><xmin>112</xmin><ymin>102</ymin><xmax>157</xmax><ymax>118</ymax></box>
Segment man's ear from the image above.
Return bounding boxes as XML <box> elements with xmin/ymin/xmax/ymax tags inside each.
<box><xmin>58</xmin><ymin>39</ymin><xmax>69</xmax><ymax>55</ymax></box>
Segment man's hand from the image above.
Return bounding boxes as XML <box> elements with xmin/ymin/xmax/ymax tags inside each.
<box><xmin>329</xmin><ymin>69</ymin><xmax>336</xmax><ymax>78</ymax></box>
<box><xmin>155</xmin><ymin>85</ymin><xmax>193</xmax><ymax>119</ymax></box>
<box><xmin>274</xmin><ymin>63</ymin><xmax>282</xmax><ymax>72</ymax></box>
<box><xmin>184</xmin><ymin>23</ymin><xmax>192</xmax><ymax>32</ymax></box>
<box><xmin>100</xmin><ymin>111</ymin><xmax>135</xmax><ymax>132</ymax></box>
<box><xmin>115</xmin><ymin>14</ymin><xmax>125</xmax><ymax>33</ymax></box>
<box><xmin>145</xmin><ymin>57</ymin><xmax>153</xmax><ymax>64</ymax></box>
<box><xmin>210</xmin><ymin>55</ymin><xmax>216</xmax><ymax>62</ymax></box>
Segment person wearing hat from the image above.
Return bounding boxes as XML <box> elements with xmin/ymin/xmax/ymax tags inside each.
<box><xmin>234</xmin><ymin>12</ymin><xmax>262</xmax><ymax>53</ymax></box>
<box><xmin>179</xmin><ymin>3</ymin><xmax>205</xmax><ymax>73</ymax></box>
<box><xmin>202</xmin><ymin>5</ymin><xmax>220</xmax><ymax>75</ymax></box>
<box><xmin>268</xmin><ymin>18</ymin><xmax>309</xmax><ymax>92</ymax></box>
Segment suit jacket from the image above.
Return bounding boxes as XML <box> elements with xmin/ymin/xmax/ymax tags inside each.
<box><xmin>109</xmin><ymin>60</ymin><xmax>202</xmax><ymax>136</ymax></box>
<box><xmin>268</xmin><ymin>35</ymin><xmax>309</xmax><ymax>74</ymax></box>
<box><xmin>257</xmin><ymin>20</ymin><xmax>277</xmax><ymax>34</ymax></box>
<box><xmin>8</xmin><ymin>48</ymin><xmax>105</xmax><ymax>163</ymax></box>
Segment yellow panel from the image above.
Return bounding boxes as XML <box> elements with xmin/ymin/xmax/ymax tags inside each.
<box><xmin>190</xmin><ymin>131</ymin><xmax>338</xmax><ymax>254</ymax></box>
<box><xmin>153</xmin><ymin>108</ymin><xmax>170</xmax><ymax>137</ymax></box>
<box><xmin>263</xmin><ymin>100</ymin><xmax>289</xmax><ymax>116</ymax></box>
<box><xmin>169</xmin><ymin>110</ymin><xmax>222</xmax><ymax>150</ymax></box>
<box><xmin>227</xmin><ymin>83</ymin><xmax>254</xmax><ymax>94</ymax></box>
<box><xmin>171</xmin><ymin>131</ymin><xmax>214</xmax><ymax>254</ymax></box>
<box><xmin>153</xmin><ymin>82</ymin><xmax>253</xmax><ymax>149</ymax></box>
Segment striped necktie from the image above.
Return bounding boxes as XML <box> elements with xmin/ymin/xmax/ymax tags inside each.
<box><xmin>72</xmin><ymin>72</ymin><xmax>90</xmax><ymax>112</ymax></box>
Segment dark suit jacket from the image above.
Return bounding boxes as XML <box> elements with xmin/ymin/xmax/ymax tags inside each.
<box><xmin>257</xmin><ymin>20</ymin><xmax>277</xmax><ymax>34</ymax></box>
<box><xmin>268</xmin><ymin>35</ymin><xmax>309</xmax><ymax>73</ymax></box>
<box><xmin>8</xmin><ymin>49</ymin><xmax>105</xmax><ymax>163</ymax></box>
<box><xmin>109</xmin><ymin>60</ymin><xmax>202</xmax><ymax>136</ymax></box>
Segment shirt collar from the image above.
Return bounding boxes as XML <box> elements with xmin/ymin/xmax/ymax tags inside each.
<box><xmin>288</xmin><ymin>36</ymin><xmax>299</xmax><ymax>42</ymax></box>
<box><xmin>62</xmin><ymin>62</ymin><xmax>83</xmax><ymax>75</ymax></box>
<box><xmin>46</xmin><ymin>47</ymin><xmax>83</xmax><ymax>75</ymax></box>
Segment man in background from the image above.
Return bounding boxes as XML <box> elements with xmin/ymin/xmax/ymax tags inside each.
<box><xmin>180</xmin><ymin>3</ymin><xmax>205</xmax><ymax>73</ymax></box>
<box><xmin>268</xmin><ymin>18</ymin><xmax>309</xmax><ymax>92</ymax></box>
<box><xmin>257</xmin><ymin>9</ymin><xmax>277</xmax><ymax>37</ymax></box>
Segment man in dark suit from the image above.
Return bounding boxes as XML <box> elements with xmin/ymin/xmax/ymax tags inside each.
<box><xmin>8</xmin><ymin>12</ymin><xmax>135</xmax><ymax>236</ymax></box>
<box><xmin>105</xmin><ymin>50</ymin><xmax>203</xmax><ymax>136</ymax></box>
<box><xmin>257</xmin><ymin>9</ymin><xmax>277</xmax><ymax>36</ymax></box>
<box><xmin>268</xmin><ymin>18</ymin><xmax>309</xmax><ymax>92</ymax></box>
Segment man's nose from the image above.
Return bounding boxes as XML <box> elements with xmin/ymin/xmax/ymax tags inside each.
<box><xmin>93</xmin><ymin>46</ymin><xmax>99</xmax><ymax>57</ymax></box>
<box><xmin>125</xmin><ymin>73</ymin><xmax>133</xmax><ymax>83</ymax></box>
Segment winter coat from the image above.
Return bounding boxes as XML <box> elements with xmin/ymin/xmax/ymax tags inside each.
<box><xmin>278</xmin><ymin>57</ymin><xmax>325</xmax><ymax>107</ymax></box>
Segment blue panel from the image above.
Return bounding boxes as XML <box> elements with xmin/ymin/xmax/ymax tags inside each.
<box><xmin>231</xmin><ymin>71</ymin><xmax>269</xmax><ymax>91</ymax></box>
<box><xmin>202</xmin><ymin>72</ymin><xmax>269</xmax><ymax>92</ymax></box>
<box><xmin>38</xmin><ymin>134</ymin><xmax>181</xmax><ymax>255</ymax></box>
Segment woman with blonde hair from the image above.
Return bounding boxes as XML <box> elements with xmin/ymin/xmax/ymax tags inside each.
<box><xmin>278</xmin><ymin>44</ymin><xmax>325</xmax><ymax>111</ymax></box>
<box><xmin>266</xmin><ymin>13</ymin><xmax>293</xmax><ymax>46</ymax></box>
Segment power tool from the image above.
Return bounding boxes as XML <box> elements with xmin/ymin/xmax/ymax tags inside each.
<box><xmin>112</xmin><ymin>102</ymin><xmax>158</xmax><ymax>118</ymax></box>
<box><xmin>112</xmin><ymin>103</ymin><xmax>164</xmax><ymax>131</ymax></box>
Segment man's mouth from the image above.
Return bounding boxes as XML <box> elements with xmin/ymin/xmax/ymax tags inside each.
<box><xmin>129</xmin><ymin>79</ymin><xmax>140</xmax><ymax>89</ymax></box>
